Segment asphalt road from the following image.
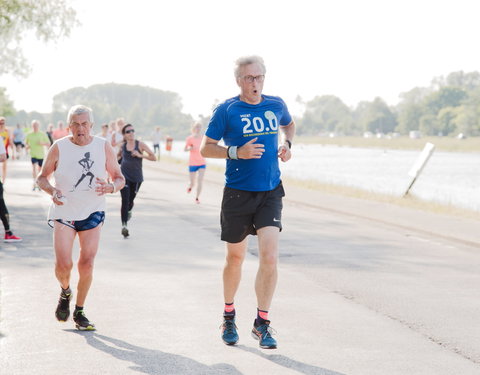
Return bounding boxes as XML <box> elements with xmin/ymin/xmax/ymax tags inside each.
<box><xmin>1</xmin><ymin>158</ymin><xmax>479</xmax><ymax>375</ymax></box>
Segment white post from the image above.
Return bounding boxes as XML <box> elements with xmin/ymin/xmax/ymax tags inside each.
<box><xmin>404</xmin><ymin>142</ymin><xmax>435</xmax><ymax>196</ymax></box>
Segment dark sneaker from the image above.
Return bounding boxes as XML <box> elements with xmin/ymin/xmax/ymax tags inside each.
<box><xmin>221</xmin><ymin>317</ymin><xmax>239</xmax><ymax>345</ymax></box>
<box><xmin>73</xmin><ymin>310</ymin><xmax>96</xmax><ymax>331</ymax></box>
<box><xmin>251</xmin><ymin>320</ymin><xmax>277</xmax><ymax>349</ymax></box>
<box><xmin>121</xmin><ymin>226</ymin><xmax>129</xmax><ymax>238</ymax></box>
<box><xmin>55</xmin><ymin>289</ymin><xmax>72</xmax><ymax>322</ymax></box>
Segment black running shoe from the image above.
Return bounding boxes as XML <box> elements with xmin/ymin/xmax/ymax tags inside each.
<box><xmin>221</xmin><ymin>316</ymin><xmax>239</xmax><ymax>345</ymax></box>
<box><xmin>55</xmin><ymin>289</ymin><xmax>72</xmax><ymax>322</ymax></box>
<box><xmin>73</xmin><ymin>309</ymin><xmax>96</xmax><ymax>331</ymax></box>
<box><xmin>121</xmin><ymin>226</ymin><xmax>129</xmax><ymax>238</ymax></box>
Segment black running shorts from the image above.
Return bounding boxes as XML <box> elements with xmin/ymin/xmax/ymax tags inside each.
<box><xmin>220</xmin><ymin>182</ymin><xmax>285</xmax><ymax>243</ymax></box>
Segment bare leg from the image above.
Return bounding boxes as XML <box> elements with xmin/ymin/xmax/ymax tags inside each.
<box><xmin>223</xmin><ymin>237</ymin><xmax>248</xmax><ymax>303</ymax></box>
<box><xmin>53</xmin><ymin>222</ymin><xmax>76</xmax><ymax>289</ymax></box>
<box><xmin>76</xmin><ymin>225</ymin><xmax>102</xmax><ymax>307</ymax></box>
<box><xmin>32</xmin><ymin>163</ymin><xmax>40</xmax><ymax>188</ymax></box>
<box><xmin>195</xmin><ymin>168</ymin><xmax>205</xmax><ymax>200</ymax></box>
<box><xmin>188</xmin><ymin>171</ymin><xmax>196</xmax><ymax>192</ymax></box>
<box><xmin>255</xmin><ymin>226</ymin><xmax>280</xmax><ymax>311</ymax></box>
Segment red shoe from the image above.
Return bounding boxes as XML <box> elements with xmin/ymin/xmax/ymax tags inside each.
<box><xmin>4</xmin><ymin>233</ymin><xmax>22</xmax><ymax>242</ymax></box>
<box><xmin>195</xmin><ymin>198</ymin><xmax>200</xmax><ymax>204</ymax></box>
<box><xmin>187</xmin><ymin>186</ymin><xmax>192</xmax><ymax>194</ymax></box>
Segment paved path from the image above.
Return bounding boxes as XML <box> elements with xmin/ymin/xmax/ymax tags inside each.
<box><xmin>1</xmin><ymin>159</ymin><xmax>479</xmax><ymax>375</ymax></box>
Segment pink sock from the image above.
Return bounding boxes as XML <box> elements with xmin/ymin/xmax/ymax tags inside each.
<box><xmin>256</xmin><ymin>308</ymin><xmax>269</xmax><ymax>325</ymax></box>
<box><xmin>224</xmin><ymin>302</ymin><xmax>235</xmax><ymax>317</ymax></box>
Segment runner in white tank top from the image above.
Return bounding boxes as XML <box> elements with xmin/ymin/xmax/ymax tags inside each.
<box><xmin>37</xmin><ymin>105</ymin><xmax>125</xmax><ymax>331</ymax></box>
<box><xmin>48</xmin><ymin>136</ymin><xmax>107</xmax><ymax>221</ymax></box>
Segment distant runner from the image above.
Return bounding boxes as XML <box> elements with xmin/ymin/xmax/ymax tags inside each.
<box><xmin>184</xmin><ymin>122</ymin><xmax>206</xmax><ymax>204</ymax></box>
<box><xmin>25</xmin><ymin>120</ymin><xmax>50</xmax><ymax>191</ymax></box>
<box><xmin>118</xmin><ymin>123</ymin><xmax>156</xmax><ymax>238</ymax></box>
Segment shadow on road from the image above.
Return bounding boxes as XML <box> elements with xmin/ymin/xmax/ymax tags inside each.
<box><xmin>236</xmin><ymin>344</ymin><xmax>347</xmax><ymax>375</ymax></box>
<box><xmin>75</xmin><ymin>332</ymin><xmax>243</xmax><ymax>374</ymax></box>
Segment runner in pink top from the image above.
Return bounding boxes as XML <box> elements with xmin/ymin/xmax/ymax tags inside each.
<box><xmin>184</xmin><ymin>122</ymin><xmax>206</xmax><ymax>204</ymax></box>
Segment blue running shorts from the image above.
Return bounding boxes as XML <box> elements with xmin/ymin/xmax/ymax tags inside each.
<box><xmin>189</xmin><ymin>165</ymin><xmax>206</xmax><ymax>173</ymax></box>
<box><xmin>50</xmin><ymin>211</ymin><xmax>105</xmax><ymax>232</ymax></box>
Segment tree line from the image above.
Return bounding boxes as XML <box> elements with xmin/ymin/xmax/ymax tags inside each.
<box><xmin>2</xmin><ymin>2</ymin><xmax>479</xmax><ymax>139</ymax></box>
<box><xmin>298</xmin><ymin>71</ymin><xmax>480</xmax><ymax>137</ymax></box>
<box><xmin>4</xmin><ymin>71</ymin><xmax>480</xmax><ymax>139</ymax></box>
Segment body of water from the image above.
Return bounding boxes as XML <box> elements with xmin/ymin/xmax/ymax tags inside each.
<box><xmin>162</xmin><ymin>141</ymin><xmax>480</xmax><ymax>213</ymax></box>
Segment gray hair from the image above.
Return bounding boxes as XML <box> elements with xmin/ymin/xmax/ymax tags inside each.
<box><xmin>67</xmin><ymin>104</ymin><xmax>94</xmax><ymax>125</ymax></box>
<box><xmin>234</xmin><ymin>55</ymin><xmax>266</xmax><ymax>78</ymax></box>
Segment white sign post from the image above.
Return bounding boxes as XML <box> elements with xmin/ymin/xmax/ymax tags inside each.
<box><xmin>404</xmin><ymin>142</ymin><xmax>435</xmax><ymax>196</ymax></box>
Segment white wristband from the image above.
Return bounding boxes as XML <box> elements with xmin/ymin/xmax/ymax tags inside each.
<box><xmin>111</xmin><ymin>182</ymin><xmax>117</xmax><ymax>193</ymax></box>
<box><xmin>228</xmin><ymin>146</ymin><xmax>238</xmax><ymax>160</ymax></box>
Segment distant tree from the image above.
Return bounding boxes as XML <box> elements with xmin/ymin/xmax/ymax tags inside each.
<box><xmin>419</xmin><ymin>114</ymin><xmax>439</xmax><ymax>136</ymax></box>
<box><xmin>0</xmin><ymin>88</ymin><xmax>15</xmax><ymax>117</ymax></box>
<box><xmin>52</xmin><ymin>83</ymin><xmax>193</xmax><ymax>138</ymax></box>
<box><xmin>437</xmin><ymin>107</ymin><xmax>459</xmax><ymax>135</ymax></box>
<box><xmin>396</xmin><ymin>87</ymin><xmax>430</xmax><ymax>134</ymax></box>
<box><xmin>0</xmin><ymin>0</ymin><xmax>78</xmax><ymax>77</ymax></box>
<box><xmin>355</xmin><ymin>97</ymin><xmax>397</xmax><ymax>134</ymax></box>
<box><xmin>424</xmin><ymin>86</ymin><xmax>467</xmax><ymax>114</ymax></box>
<box><xmin>453</xmin><ymin>87</ymin><xmax>480</xmax><ymax>136</ymax></box>
<box><xmin>300</xmin><ymin>95</ymin><xmax>354</xmax><ymax>135</ymax></box>
<box><xmin>433</xmin><ymin>71</ymin><xmax>480</xmax><ymax>91</ymax></box>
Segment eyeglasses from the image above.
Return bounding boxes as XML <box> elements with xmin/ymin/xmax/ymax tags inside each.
<box><xmin>125</xmin><ymin>129</ymin><xmax>135</xmax><ymax>134</ymax></box>
<box><xmin>242</xmin><ymin>75</ymin><xmax>265</xmax><ymax>83</ymax></box>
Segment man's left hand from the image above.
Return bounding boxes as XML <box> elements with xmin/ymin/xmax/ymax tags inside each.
<box><xmin>94</xmin><ymin>177</ymin><xmax>114</xmax><ymax>195</ymax></box>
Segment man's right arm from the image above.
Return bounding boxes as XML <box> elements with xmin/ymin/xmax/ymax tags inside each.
<box><xmin>37</xmin><ymin>144</ymin><xmax>65</xmax><ymax>205</ymax></box>
<box><xmin>200</xmin><ymin>136</ymin><xmax>227</xmax><ymax>158</ymax></box>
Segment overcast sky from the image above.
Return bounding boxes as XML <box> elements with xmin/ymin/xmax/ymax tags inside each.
<box><xmin>2</xmin><ymin>0</ymin><xmax>480</xmax><ymax>118</ymax></box>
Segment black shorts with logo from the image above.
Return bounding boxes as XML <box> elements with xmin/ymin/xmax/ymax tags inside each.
<box><xmin>220</xmin><ymin>182</ymin><xmax>285</xmax><ymax>243</ymax></box>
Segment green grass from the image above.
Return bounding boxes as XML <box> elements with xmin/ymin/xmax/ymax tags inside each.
<box><xmin>295</xmin><ymin>136</ymin><xmax>480</xmax><ymax>153</ymax></box>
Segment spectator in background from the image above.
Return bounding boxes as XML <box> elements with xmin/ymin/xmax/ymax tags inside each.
<box><xmin>111</xmin><ymin>118</ymin><xmax>124</xmax><ymax>148</ymax></box>
<box><xmin>151</xmin><ymin>126</ymin><xmax>162</xmax><ymax>160</ymax></box>
<box><xmin>0</xmin><ymin>117</ymin><xmax>12</xmax><ymax>183</ymax></box>
<box><xmin>111</xmin><ymin>118</ymin><xmax>125</xmax><ymax>161</ymax></box>
<box><xmin>53</xmin><ymin>121</ymin><xmax>69</xmax><ymax>141</ymax></box>
<box><xmin>25</xmin><ymin>120</ymin><xmax>50</xmax><ymax>191</ymax></box>
<box><xmin>13</xmin><ymin>124</ymin><xmax>26</xmax><ymax>159</ymax></box>
<box><xmin>46</xmin><ymin>123</ymin><xmax>55</xmax><ymax>145</ymax></box>
<box><xmin>96</xmin><ymin>124</ymin><xmax>109</xmax><ymax>140</ymax></box>
<box><xmin>0</xmin><ymin>139</ymin><xmax>22</xmax><ymax>242</ymax></box>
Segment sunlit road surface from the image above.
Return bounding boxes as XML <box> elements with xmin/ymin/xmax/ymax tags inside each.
<box><xmin>1</xmin><ymin>159</ymin><xmax>479</xmax><ymax>375</ymax></box>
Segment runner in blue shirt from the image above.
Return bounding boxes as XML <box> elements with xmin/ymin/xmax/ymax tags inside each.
<box><xmin>201</xmin><ymin>55</ymin><xmax>296</xmax><ymax>349</ymax></box>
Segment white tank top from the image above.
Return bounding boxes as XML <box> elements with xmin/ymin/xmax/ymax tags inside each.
<box><xmin>48</xmin><ymin>136</ymin><xmax>107</xmax><ymax>221</ymax></box>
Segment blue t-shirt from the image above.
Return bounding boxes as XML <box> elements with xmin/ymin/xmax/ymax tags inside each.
<box><xmin>205</xmin><ymin>94</ymin><xmax>292</xmax><ymax>191</ymax></box>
